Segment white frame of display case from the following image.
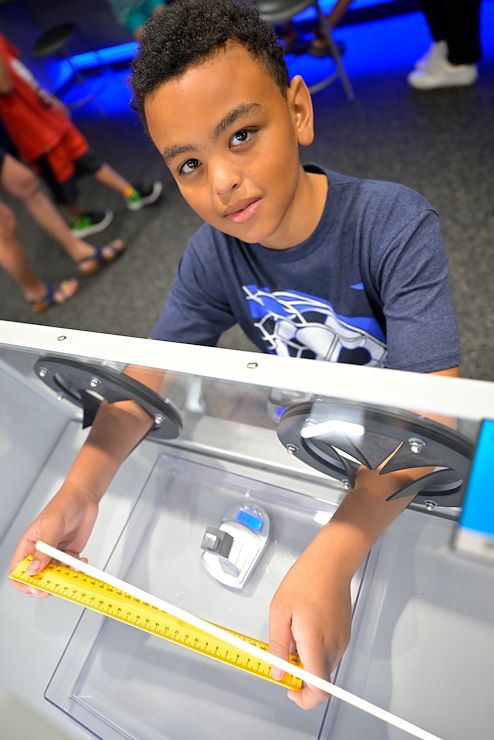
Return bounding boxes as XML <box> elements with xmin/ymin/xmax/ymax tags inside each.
<box><xmin>1</xmin><ymin>319</ymin><xmax>494</xmax><ymax>421</ymax></box>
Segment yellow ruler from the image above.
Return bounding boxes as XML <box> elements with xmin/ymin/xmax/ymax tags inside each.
<box><xmin>10</xmin><ymin>556</ymin><xmax>302</xmax><ymax>691</ymax></box>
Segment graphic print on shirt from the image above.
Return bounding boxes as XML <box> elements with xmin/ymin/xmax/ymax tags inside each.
<box><xmin>243</xmin><ymin>285</ymin><xmax>387</xmax><ymax>366</ymax></box>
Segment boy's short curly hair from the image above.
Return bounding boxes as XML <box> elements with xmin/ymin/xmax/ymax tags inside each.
<box><xmin>130</xmin><ymin>0</ymin><xmax>289</xmax><ymax>122</ymax></box>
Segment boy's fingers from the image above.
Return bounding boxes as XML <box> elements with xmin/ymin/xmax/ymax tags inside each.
<box><xmin>269</xmin><ymin>606</ymin><xmax>293</xmax><ymax>681</ymax></box>
<box><xmin>288</xmin><ymin>682</ymin><xmax>329</xmax><ymax>709</ymax></box>
<box><xmin>9</xmin><ymin>519</ymin><xmax>65</xmax><ymax>597</ymax></box>
<box><xmin>288</xmin><ymin>637</ymin><xmax>332</xmax><ymax>710</ymax></box>
<box><xmin>9</xmin><ymin>536</ymin><xmax>37</xmax><ymax>592</ymax></box>
<box><xmin>9</xmin><ymin>544</ymin><xmax>51</xmax><ymax>598</ymax></box>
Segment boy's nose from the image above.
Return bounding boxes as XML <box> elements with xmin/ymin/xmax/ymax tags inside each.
<box><xmin>210</xmin><ymin>160</ymin><xmax>241</xmax><ymax>196</ymax></box>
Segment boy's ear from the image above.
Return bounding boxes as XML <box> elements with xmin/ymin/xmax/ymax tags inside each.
<box><xmin>287</xmin><ymin>75</ymin><xmax>314</xmax><ymax>147</ymax></box>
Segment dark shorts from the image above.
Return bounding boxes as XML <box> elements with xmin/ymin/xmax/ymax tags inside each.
<box><xmin>0</xmin><ymin>145</ymin><xmax>5</xmax><ymax>177</ymax></box>
<box><xmin>36</xmin><ymin>147</ymin><xmax>102</xmax><ymax>204</ymax></box>
<box><xmin>32</xmin><ymin>124</ymin><xmax>103</xmax><ymax>204</ymax></box>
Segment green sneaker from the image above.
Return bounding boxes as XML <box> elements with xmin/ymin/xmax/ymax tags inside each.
<box><xmin>70</xmin><ymin>210</ymin><xmax>113</xmax><ymax>238</ymax></box>
<box><xmin>126</xmin><ymin>182</ymin><xmax>163</xmax><ymax>211</ymax></box>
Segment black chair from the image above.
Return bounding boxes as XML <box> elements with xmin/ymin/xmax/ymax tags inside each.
<box><xmin>31</xmin><ymin>23</ymin><xmax>101</xmax><ymax>110</ymax></box>
<box><xmin>257</xmin><ymin>0</ymin><xmax>355</xmax><ymax>100</ymax></box>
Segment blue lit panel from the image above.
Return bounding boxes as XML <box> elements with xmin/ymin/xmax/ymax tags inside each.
<box><xmin>459</xmin><ymin>420</ymin><xmax>494</xmax><ymax>537</ymax></box>
<box><xmin>294</xmin><ymin>0</ymin><xmax>395</xmax><ymax>23</ymax></box>
<box><xmin>236</xmin><ymin>508</ymin><xmax>264</xmax><ymax>532</ymax></box>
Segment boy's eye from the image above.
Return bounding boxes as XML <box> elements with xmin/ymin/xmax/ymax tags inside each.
<box><xmin>179</xmin><ymin>158</ymin><xmax>200</xmax><ymax>175</ymax></box>
<box><xmin>230</xmin><ymin>128</ymin><xmax>256</xmax><ymax>147</ymax></box>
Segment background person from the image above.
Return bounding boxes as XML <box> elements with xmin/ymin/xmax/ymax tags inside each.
<box><xmin>0</xmin><ymin>196</ymin><xmax>78</xmax><ymax>311</ymax></box>
<box><xmin>0</xmin><ymin>33</ymin><xmax>163</xmax><ymax>238</ymax></box>
<box><xmin>408</xmin><ymin>0</ymin><xmax>483</xmax><ymax>89</ymax></box>
<box><xmin>0</xmin><ymin>146</ymin><xmax>126</xmax><ymax>302</ymax></box>
<box><xmin>277</xmin><ymin>0</ymin><xmax>353</xmax><ymax>58</ymax></box>
<box><xmin>107</xmin><ymin>0</ymin><xmax>168</xmax><ymax>40</ymax></box>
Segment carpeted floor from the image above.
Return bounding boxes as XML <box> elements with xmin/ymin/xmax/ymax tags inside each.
<box><xmin>1</xmin><ymin>7</ymin><xmax>493</xmax><ymax>380</ymax></box>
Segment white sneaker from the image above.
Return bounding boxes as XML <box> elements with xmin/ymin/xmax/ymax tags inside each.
<box><xmin>414</xmin><ymin>40</ymin><xmax>448</xmax><ymax>71</ymax></box>
<box><xmin>408</xmin><ymin>59</ymin><xmax>478</xmax><ymax>90</ymax></box>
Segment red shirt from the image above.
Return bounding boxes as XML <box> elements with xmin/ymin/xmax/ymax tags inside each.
<box><xmin>0</xmin><ymin>34</ymin><xmax>71</xmax><ymax>162</ymax></box>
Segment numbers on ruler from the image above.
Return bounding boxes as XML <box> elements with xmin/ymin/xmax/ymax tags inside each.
<box><xmin>12</xmin><ymin>558</ymin><xmax>303</xmax><ymax>690</ymax></box>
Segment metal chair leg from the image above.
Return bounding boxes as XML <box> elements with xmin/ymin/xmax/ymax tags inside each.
<box><xmin>315</xmin><ymin>1</ymin><xmax>355</xmax><ymax>101</ymax></box>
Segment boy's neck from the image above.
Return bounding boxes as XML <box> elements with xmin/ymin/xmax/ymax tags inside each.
<box><xmin>260</xmin><ymin>169</ymin><xmax>328</xmax><ymax>251</ymax></box>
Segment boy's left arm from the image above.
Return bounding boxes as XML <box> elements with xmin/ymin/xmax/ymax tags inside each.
<box><xmin>269</xmin><ymin>366</ymin><xmax>458</xmax><ymax>709</ymax></box>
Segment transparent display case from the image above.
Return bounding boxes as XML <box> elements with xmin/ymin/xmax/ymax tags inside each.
<box><xmin>1</xmin><ymin>320</ymin><xmax>494</xmax><ymax>740</ymax></box>
<box><xmin>44</xmin><ymin>453</ymin><xmax>338</xmax><ymax>740</ymax></box>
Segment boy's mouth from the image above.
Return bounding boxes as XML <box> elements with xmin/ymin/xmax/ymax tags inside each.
<box><xmin>223</xmin><ymin>196</ymin><xmax>262</xmax><ymax>224</ymax></box>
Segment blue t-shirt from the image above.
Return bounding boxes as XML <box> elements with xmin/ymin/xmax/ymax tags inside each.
<box><xmin>151</xmin><ymin>166</ymin><xmax>460</xmax><ymax>373</ymax></box>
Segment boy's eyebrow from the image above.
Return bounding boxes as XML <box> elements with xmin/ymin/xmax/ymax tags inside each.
<box><xmin>212</xmin><ymin>102</ymin><xmax>262</xmax><ymax>138</ymax></box>
<box><xmin>162</xmin><ymin>143</ymin><xmax>199</xmax><ymax>163</ymax></box>
<box><xmin>162</xmin><ymin>102</ymin><xmax>262</xmax><ymax>163</ymax></box>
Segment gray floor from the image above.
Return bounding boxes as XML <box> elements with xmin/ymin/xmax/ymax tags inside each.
<box><xmin>1</xmin><ymin>9</ymin><xmax>493</xmax><ymax>381</ymax></box>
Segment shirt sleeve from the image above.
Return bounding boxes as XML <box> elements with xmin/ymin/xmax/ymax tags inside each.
<box><xmin>370</xmin><ymin>207</ymin><xmax>460</xmax><ymax>373</ymax></box>
<box><xmin>149</xmin><ymin>230</ymin><xmax>236</xmax><ymax>346</ymax></box>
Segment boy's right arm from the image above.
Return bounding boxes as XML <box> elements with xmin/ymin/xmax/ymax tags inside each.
<box><xmin>9</xmin><ymin>365</ymin><xmax>164</xmax><ymax>594</ymax></box>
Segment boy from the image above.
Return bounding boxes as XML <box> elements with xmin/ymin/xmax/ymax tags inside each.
<box><xmin>0</xmin><ymin>33</ymin><xmax>162</xmax><ymax>242</ymax></box>
<box><xmin>10</xmin><ymin>0</ymin><xmax>459</xmax><ymax>711</ymax></box>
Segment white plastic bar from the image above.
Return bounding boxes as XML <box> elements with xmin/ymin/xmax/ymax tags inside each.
<box><xmin>34</xmin><ymin>541</ymin><xmax>442</xmax><ymax>740</ymax></box>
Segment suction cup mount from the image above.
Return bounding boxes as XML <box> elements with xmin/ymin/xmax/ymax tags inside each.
<box><xmin>277</xmin><ymin>399</ymin><xmax>474</xmax><ymax>509</ymax></box>
<box><xmin>34</xmin><ymin>355</ymin><xmax>182</xmax><ymax>440</ymax></box>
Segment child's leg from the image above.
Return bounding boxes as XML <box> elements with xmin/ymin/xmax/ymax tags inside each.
<box><xmin>442</xmin><ymin>0</ymin><xmax>482</xmax><ymax>65</ymax></box>
<box><xmin>2</xmin><ymin>153</ymin><xmax>123</xmax><ymax>269</ymax></box>
<box><xmin>418</xmin><ymin>0</ymin><xmax>448</xmax><ymax>44</ymax></box>
<box><xmin>0</xmin><ymin>153</ymin><xmax>108</xmax><ymax>264</ymax></box>
<box><xmin>70</xmin><ymin>137</ymin><xmax>162</xmax><ymax>210</ymax></box>
<box><xmin>89</xmin><ymin>161</ymin><xmax>163</xmax><ymax>210</ymax></box>
<box><xmin>409</xmin><ymin>0</ymin><xmax>479</xmax><ymax>87</ymax></box>
<box><xmin>63</xmin><ymin>202</ymin><xmax>84</xmax><ymax>221</ymax></box>
<box><xmin>33</xmin><ymin>148</ymin><xmax>84</xmax><ymax>221</ymax></box>
<box><xmin>92</xmin><ymin>163</ymin><xmax>134</xmax><ymax>198</ymax></box>
<box><xmin>72</xmin><ymin>150</ymin><xmax>139</xmax><ymax>202</ymax></box>
<box><xmin>0</xmin><ymin>200</ymin><xmax>78</xmax><ymax>305</ymax></box>
<box><xmin>0</xmin><ymin>200</ymin><xmax>43</xmax><ymax>297</ymax></box>
<box><xmin>34</xmin><ymin>142</ymin><xmax>114</xmax><ymax>238</ymax></box>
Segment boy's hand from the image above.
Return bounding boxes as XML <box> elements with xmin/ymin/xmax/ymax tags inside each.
<box><xmin>268</xmin><ymin>463</ymin><xmax>424</xmax><ymax>710</ymax></box>
<box><xmin>9</xmin><ymin>482</ymin><xmax>98</xmax><ymax>597</ymax></box>
<box><xmin>269</xmin><ymin>534</ymin><xmax>352</xmax><ymax>710</ymax></box>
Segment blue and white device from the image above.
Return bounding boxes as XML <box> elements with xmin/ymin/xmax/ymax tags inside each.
<box><xmin>453</xmin><ymin>419</ymin><xmax>494</xmax><ymax>562</ymax></box>
<box><xmin>201</xmin><ymin>504</ymin><xmax>270</xmax><ymax>588</ymax></box>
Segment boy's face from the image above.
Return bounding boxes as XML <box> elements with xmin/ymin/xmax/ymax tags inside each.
<box><xmin>145</xmin><ymin>42</ymin><xmax>314</xmax><ymax>248</ymax></box>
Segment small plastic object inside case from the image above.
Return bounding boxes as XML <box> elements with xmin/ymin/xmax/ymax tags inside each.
<box><xmin>201</xmin><ymin>504</ymin><xmax>270</xmax><ymax>588</ymax></box>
